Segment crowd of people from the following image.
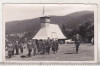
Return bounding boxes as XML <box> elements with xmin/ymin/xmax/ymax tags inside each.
<box><xmin>6</xmin><ymin>34</ymin><xmax>90</xmax><ymax>58</ymax></box>
<box><xmin>6</xmin><ymin>38</ymin><xmax>59</xmax><ymax>58</ymax></box>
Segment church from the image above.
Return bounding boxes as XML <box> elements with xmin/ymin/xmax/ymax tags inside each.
<box><xmin>32</xmin><ymin>16</ymin><xmax>66</xmax><ymax>40</ymax></box>
<box><xmin>32</xmin><ymin>6</ymin><xmax>66</xmax><ymax>41</ymax></box>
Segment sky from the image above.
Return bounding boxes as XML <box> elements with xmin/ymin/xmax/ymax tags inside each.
<box><xmin>3</xmin><ymin>4</ymin><xmax>96</xmax><ymax>22</ymax></box>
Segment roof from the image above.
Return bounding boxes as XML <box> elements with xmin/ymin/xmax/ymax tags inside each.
<box><xmin>32</xmin><ymin>24</ymin><xmax>66</xmax><ymax>40</ymax></box>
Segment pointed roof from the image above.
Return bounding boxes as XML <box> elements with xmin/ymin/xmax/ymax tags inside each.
<box><xmin>32</xmin><ymin>24</ymin><xmax>66</xmax><ymax>40</ymax></box>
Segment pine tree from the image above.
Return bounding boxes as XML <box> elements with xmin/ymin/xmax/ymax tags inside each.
<box><xmin>62</xmin><ymin>23</ymin><xmax>66</xmax><ymax>36</ymax></box>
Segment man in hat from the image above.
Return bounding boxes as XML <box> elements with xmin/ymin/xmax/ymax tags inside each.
<box><xmin>74</xmin><ymin>34</ymin><xmax>81</xmax><ymax>53</ymax></box>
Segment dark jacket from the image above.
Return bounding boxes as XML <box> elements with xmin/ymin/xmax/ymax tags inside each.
<box><xmin>75</xmin><ymin>36</ymin><xmax>81</xmax><ymax>45</ymax></box>
<box><xmin>15</xmin><ymin>43</ymin><xmax>19</xmax><ymax>49</ymax></box>
<box><xmin>46</xmin><ymin>41</ymin><xmax>51</xmax><ymax>47</ymax></box>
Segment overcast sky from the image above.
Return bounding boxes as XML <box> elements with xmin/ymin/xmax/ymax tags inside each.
<box><xmin>3</xmin><ymin>4</ymin><xmax>96</xmax><ymax>22</ymax></box>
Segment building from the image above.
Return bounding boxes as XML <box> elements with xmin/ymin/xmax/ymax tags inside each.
<box><xmin>32</xmin><ymin>16</ymin><xmax>66</xmax><ymax>40</ymax></box>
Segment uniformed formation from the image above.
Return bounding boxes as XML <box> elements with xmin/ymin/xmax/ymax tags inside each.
<box><xmin>6</xmin><ymin>34</ymin><xmax>83</xmax><ymax>58</ymax></box>
<box><xmin>6</xmin><ymin>38</ymin><xmax>59</xmax><ymax>58</ymax></box>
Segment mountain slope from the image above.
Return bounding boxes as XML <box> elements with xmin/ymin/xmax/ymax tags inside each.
<box><xmin>6</xmin><ymin>11</ymin><xmax>94</xmax><ymax>36</ymax></box>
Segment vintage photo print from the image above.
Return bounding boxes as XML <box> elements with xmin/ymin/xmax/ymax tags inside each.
<box><xmin>3</xmin><ymin>4</ymin><xmax>98</xmax><ymax>63</ymax></box>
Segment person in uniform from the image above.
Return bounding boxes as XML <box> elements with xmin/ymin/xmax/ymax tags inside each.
<box><xmin>52</xmin><ymin>39</ymin><xmax>59</xmax><ymax>54</ymax></box>
<box><xmin>38</xmin><ymin>40</ymin><xmax>42</xmax><ymax>54</ymax></box>
<box><xmin>52</xmin><ymin>39</ymin><xmax>56</xmax><ymax>53</ymax></box>
<box><xmin>74</xmin><ymin>34</ymin><xmax>81</xmax><ymax>53</ymax></box>
<box><xmin>15</xmin><ymin>41</ymin><xmax>19</xmax><ymax>55</ymax></box>
<box><xmin>32</xmin><ymin>40</ymin><xmax>37</xmax><ymax>56</ymax></box>
<box><xmin>42</xmin><ymin>40</ymin><xmax>46</xmax><ymax>55</ymax></box>
<box><xmin>27</xmin><ymin>40</ymin><xmax>33</xmax><ymax>57</ymax></box>
<box><xmin>45</xmin><ymin>40</ymin><xmax>48</xmax><ymax>53</ymax></box>
<box><xmin>46</xmin><ymin>38</ymin><xmax>51</xmax><ymax>54</ymax></box>
<box><xmin>23</xmin><ymin>38</ymin><xmax>28</xmax><ymax>49</ymax></box>
<box><xmin>55</xmin><ymin>39</ymin><xmax>59</xmax><ymax>53</ymax></box>
<box><xmin>7</xmin><ymin>41</ymin><xmax>13</xmax><ymax>58</ymax></box>
<box><xmin>12</xmin><ymin>41</ymin><xmax>15</xmax><ymax>55</ymax></box>
<box><xmin>19</xmin><ymin>42</ymin><xmax>24</xmax><ymax>53</ymax></box>
<box><xmin>35</xmin><ymin>40</ymin><xmax>39</xmax><ymax>53</ymax></box>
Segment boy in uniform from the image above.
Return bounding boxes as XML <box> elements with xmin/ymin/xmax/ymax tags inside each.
<box><xmin>32</xmin><ymin>40</ymin><xmax>37</xmax><ymax>56</ymax></box>
<box><xmin>7</xmin><ymin>41</ymin><xmax>13</xmax><ymax>58</ymax></box>
<box><xmin>27</xmin><ymin>40</ymin><xmax>33</xmax><ymax>57</ymax></box>
<box><xmin>15</xmin><ymin>41</ymin><xmax>19</xmax><ymax>55</ymax></box>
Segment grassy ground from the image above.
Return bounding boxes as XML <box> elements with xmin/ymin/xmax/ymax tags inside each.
<box><xmin>5</xmin><ymin>43</ymin><xmax>94</xmax><ymax>61</ymax></box>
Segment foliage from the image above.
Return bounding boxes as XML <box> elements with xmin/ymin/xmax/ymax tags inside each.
<box><xmin>62</xmin><ymin>21</ymin><xmax>94</xmax><ymax>42</ymax></box>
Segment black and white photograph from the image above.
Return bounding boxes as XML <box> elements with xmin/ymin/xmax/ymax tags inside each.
<box><xmin>3</xmin><ymin>4</ymin><xmax>97</xmax><ymax>62</ymax></box>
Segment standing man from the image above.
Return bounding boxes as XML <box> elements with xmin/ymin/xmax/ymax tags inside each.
<box><xmin>42</xmin><ymin>40</ymin><xmax>46</xmax><ymax>55</ymax></box>
<box><xmin>38</xmin><ymin>40</ymin><xmax>42</xmax><ymax>54</ymax></box>
<box><xmin>12</xmin><ymin>41</ymin><xmax>15</xmax><ymax>55</ymax></box>
<box><xmin>27</xmin><ymin>40</ymin><xmax>33</xmax><ymax>57</ymax></box>
<box><xmin>19</xmin><ymin>42</ymin><xmax>24</xmax><ymax>53</ymax></box>
<box><xmin>7</xmin><ymin>41</ymin><xmax>13</xmax><ymax>58</ymax></box>
<box><xmin>52</xmin><ymin>39</ymin><xmax>58</xmax><ymax>54</ymax></box>
<box><xmin>55</xmin><ymin>39</ymin><xmax>59</xmax><ymax>53</ymax></box>
<box><xmin>74</xmin><ymin>34</ymin><xmax>81</xmax><ymax>53</ymax></box>
<box><xmin>52</xmin><ymin>39</ymin><xmax>56</xmax><ymax>53</ymax></box>
<box><xmin>15</xmin><ymin>41</ymin><xmax>19</xmax><ymax>55</ymax></box>
<box><xmin>46</xmin><ymin>37</ymin><xmax>51</xmax><ymax>54</ymax></box>
<box><xmin>32</xmin><ymin>40</ymin><xmax>37</xmax><ymax>56</ymax></box>
<box><xmin>36</xmin><ymin>40</ymin><xmax>39</xmax><ymax>53</ymax></box>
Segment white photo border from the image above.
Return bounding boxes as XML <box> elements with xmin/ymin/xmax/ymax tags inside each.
<box><xmin>2</xmin><ymin>3</ymin><xmax>98</xmax><ymax>64</ymax></box>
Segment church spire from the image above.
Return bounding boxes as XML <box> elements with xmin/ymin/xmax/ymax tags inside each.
<box><xmin>43</xmin><ymin>6</ymin><xmax>45</xmax><ymax>15</ymax></box>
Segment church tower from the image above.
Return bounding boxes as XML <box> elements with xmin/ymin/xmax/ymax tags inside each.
<box><xmin>40</xmin><ymin>6</ymin><xmax>50</xmax><ymax>28</ymax></box>
<box><xmin>40</xmin><ymin>16</ymin><xmax>50</xmax><ymax>28</ymax></box>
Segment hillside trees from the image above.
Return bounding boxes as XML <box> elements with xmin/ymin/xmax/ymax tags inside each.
<box><xmin>62</xmin><ymin>21</ymin><xmax>94</xmax><ymax>42</ymax></box>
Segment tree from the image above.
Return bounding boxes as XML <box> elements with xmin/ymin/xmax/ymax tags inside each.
<box><xmin>62</xmin><ymin>23</ymin><xmax>66</xmax><ymax>37</ymax></box>
<box><xmin>78</xmin><ymin>21</ymin><xmax>93</xmax><ymax>42</ymax></box>
<box><xmin>23</xmin><ymin>30</ymin><xmax>35</xmax><ymax>40</ymax></box>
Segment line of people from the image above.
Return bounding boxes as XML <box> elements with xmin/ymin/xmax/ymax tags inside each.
<box><xmin>6</xmin><ymin>38</ymin><xmax>59</xmax><ymax>58</ymax></box>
